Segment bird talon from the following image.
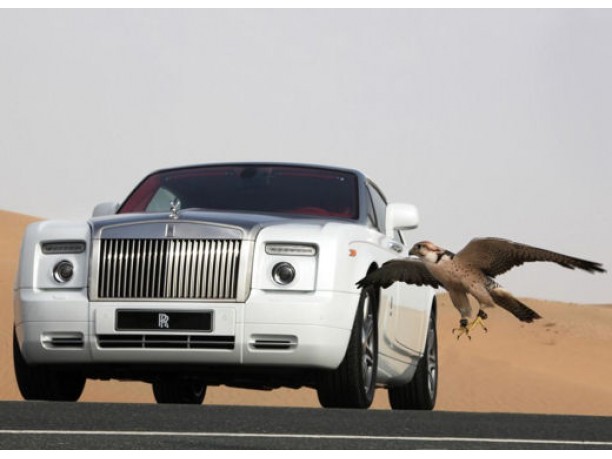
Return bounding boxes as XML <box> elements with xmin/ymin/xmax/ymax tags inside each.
<box><xmin>477</xmin><ymin>311</ymin><xmax>489</xmax><ymax>333</ymax></box>
<box><xmin>453</xmin><ymin>316</ymin><xmax>488</xmax><ymax>340</ymax></box>
<box><xmin>452</xmin><ymin>322</ymin><xmax>472</xmax><ymax>340</ymax></box>
<box><xmin>470</xmin><ymin>316</ymin><xmax>488</xmax><ymax>333</ymax></box>
<box><xmin>453</xmin><ymin>329</ymin><xmax>472</xmax><ymax>341</ymax></box>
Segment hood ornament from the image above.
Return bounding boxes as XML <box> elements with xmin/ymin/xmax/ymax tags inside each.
<box><xmin>169</xmin><ymin>198</ymin><xmax>181</xmax><ymax>220</ymax></box>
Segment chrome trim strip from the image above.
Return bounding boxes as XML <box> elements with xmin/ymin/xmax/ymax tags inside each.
<box><xmin>97</xmin><ymin>334</ymin><xmax>235</xmax><ymax>350</ymax></box>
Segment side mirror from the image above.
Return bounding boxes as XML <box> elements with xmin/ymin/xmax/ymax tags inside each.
<box><xmin>92</xmin><ymin>202</ymin><xmax>119</xmax><ymax>218</ymax></box>
<box><xmin>386</xmin><ymin>203</ymin><xmax>419</xmax><ymax>238</ymax></box>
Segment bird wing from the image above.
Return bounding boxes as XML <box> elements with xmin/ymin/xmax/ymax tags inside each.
<box><xmin>456</xmin><ymin>237</ymin><xmax>606</xmax><ymax>277</ymax></box>
<box><xmin>356</xmin><ymin>258</ymin><xmax>443</xmax><ymax>289</ymax></box>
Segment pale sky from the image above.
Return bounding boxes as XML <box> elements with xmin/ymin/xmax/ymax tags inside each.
<box><xmin>1</xmin><ymin>9</ymin><xmax>610</xmax><ymax>303</ymax></box>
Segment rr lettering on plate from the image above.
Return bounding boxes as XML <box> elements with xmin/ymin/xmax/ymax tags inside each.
<box><xmin>158</xmin><ymin>313</ymin><xmax>170</xmax><ymax>329</ymax></box>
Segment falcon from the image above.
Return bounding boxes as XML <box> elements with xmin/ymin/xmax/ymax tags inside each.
<box><xmin>356</xmin><ymin>238</ymin><xmax>606</xmax><ymax>339</ymax></box>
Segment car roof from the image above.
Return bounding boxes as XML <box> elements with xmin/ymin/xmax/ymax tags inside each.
<box><xmin>148</xmin><ymin>162</ymin><xmax>368</xmax><ymax>182</ymax></box>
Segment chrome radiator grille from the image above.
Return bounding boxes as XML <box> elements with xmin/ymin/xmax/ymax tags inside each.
<box><xmin>97</xmin><ymin>239</ymin><xmax>241</xmax><ymax>300</ymax></box>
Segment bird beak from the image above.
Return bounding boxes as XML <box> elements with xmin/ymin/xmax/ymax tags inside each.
<box><xmin>408</xmin><ymin>247</ymin><xmax>417</xmax><ymax>256</ymax></box>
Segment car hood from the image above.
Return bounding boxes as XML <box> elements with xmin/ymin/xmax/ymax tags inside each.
<box><xmin>89</xmin><ymin>209</ymin><xmax>339</xmax><ymax>241</ymax></box>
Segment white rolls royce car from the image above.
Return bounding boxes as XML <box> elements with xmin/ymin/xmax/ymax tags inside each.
<box><xmin>14</xmin><ymin>163</ymin><xmax>437</xmax><ymax>409</ymax></box>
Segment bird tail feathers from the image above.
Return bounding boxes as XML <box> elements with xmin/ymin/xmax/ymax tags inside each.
<box><xmin>489</xmin><ymin>288</ymin><xmax>542</xmax><ymax>323</ymax></box>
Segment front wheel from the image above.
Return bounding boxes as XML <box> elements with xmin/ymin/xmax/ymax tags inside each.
<box><xmin>152</xmin><ymin>379</ymin><xmax>207</xmax><ymax>404</ymax></box>
<box><xmin>388</xmin><ymin>304</ymin><xmax>438</xmax><ymax>410</ymax></box>
<box><xmin>13</xmin><ymin>328</ymin><xmax>86</xmax><ymax>402</ymax></box>
<box><xmin>317</xmin><ymin>287</ymin><xmax>378</xmax><ymax>409</ymax></box>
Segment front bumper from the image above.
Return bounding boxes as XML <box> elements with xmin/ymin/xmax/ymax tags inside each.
<box><xmin>14</xmin><ymin>288</ymin><xmax>357</xmax><ymax>371</ymax></box>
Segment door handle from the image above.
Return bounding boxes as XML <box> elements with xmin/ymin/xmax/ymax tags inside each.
<box><xmin>388</xmin><ymin>241</ymin><xmax>404</xmax><ymax>253</ymax></box>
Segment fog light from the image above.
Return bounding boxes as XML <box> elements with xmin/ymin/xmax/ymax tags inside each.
<box><xmin>53</xmin><ymin>260</ymin><xmax>74</xmax><ymax>283</ymax></box>
<box><xmin>272</xmin><ymin>262</ymin><xmax>295</xmax><ymax>285</ymax></box>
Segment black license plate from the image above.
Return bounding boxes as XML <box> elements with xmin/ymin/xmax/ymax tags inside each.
<box><xmin>116</xmin><ymin>311</ymin><xmax>213</xmax><ymax>332</ymax></box>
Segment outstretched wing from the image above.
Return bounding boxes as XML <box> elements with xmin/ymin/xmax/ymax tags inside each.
<box><xmin>356</xmin><ymin>258</ymin><xmax>442</xmax><ymax>290</ymax></box>
<box><xmin>456</xmin><ymin>237</ymin><xmax>606</xmax><ymax>278</ymax></box>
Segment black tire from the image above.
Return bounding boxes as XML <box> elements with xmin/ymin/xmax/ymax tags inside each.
<box><xmin>152</xmin><ymin>379</ymin><xmax>207</xmax><ymax>404</ymax></box>
<box><xmin>13</xmin><ymin>328</ymin><xmax>86</xmax><ymax>402</ymax></box>
<box><xmin>388</xmin><ymin>303</ymin><xmax>438</xmax><ymax>410</ymax></box>
<box><xmin>317</xmin><ymin>288</ymin><xmax>378</xmax><ymax>409</ymax></box>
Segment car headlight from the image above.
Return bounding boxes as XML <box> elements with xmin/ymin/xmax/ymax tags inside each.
<box><xmin>256</xmin><ymin>243</ymin><xmax>318</xmax><ymax>291</ymax></box>
<box><xmin>42</xmin><ymin>240</ymin><xmax>86</xmax><ymax>255</ymax></box>
<box><xmin>36</xmin><ymin>239</ymin><xmax>88</xmax><ymax>288</ymax></box>
<box><xmin>265</xmin><ymin>243</ymin><xmax>317</xmax><ymax>257</ymax></box>
<box><xmin>53</xmin><ymin>260</ymin><xmax>74</xmax><ymax>283</ymax></box>
<box><xmin>271</xmin><ymin>262</ymin><xmax>296</xmax><ymax>285</ymax></box>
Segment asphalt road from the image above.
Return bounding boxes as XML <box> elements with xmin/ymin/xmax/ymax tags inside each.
<box><xmin>0</xmin><ymin>401</ymin><xmax>610</xmax><ymax>449</ymax></box>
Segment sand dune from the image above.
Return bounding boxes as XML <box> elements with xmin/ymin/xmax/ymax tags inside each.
<box><xmin>1</xmin><ymin>210</ymin><xmax>611</xmax><ymax>415</ymax></box>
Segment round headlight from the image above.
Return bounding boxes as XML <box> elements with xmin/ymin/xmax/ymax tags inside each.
<box><xmin>272</xmin><ymin>262</ymin><xmax>296</xmax><ymax>285</ymax></box>
<box><xmin>53</xmin><ymin>260</ymin><xmax>74</xmax><ymax>283</ymax></box>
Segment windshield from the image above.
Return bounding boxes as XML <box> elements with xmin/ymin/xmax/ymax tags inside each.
<box><xmin>118</xmin><ymin>164</ymin><xmax>359</xmax><ymax>220</ymax></box>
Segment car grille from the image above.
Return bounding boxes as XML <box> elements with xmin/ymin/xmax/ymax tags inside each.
<box><xmin>97</xmin><ymin>239</ymin><xmax>241</xmax><ymax>300</ymax></box>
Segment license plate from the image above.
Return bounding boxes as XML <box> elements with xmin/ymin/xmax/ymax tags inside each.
<box><xmin>116</xmin><ymin>311</ymin><xmax>213</xmax><ymax>332</ymax></box>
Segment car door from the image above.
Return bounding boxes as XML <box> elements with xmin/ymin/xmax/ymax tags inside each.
<box><xmin>367</xmin><ymin>183</ymin><xmax>428</xmax><ymax>359</ymax></box>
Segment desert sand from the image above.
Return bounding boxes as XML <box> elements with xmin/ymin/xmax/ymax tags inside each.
<box><xmin>1</xmin><ymin>210</ymin><xmax>611</xmax><ymax>415</ymax></box>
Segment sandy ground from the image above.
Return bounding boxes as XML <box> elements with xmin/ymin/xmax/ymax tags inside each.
<box><xmin>2</xmin><ymin>210</ymin><xmax>611</xmax><ymax>415</ymax></box>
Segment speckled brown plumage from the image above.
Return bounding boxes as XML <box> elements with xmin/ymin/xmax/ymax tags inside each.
<box><xmin>357</xmin><ymin>237</ymin><xmax>606</xmax><ymax>337</ymax></box>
